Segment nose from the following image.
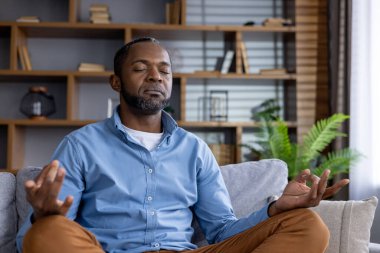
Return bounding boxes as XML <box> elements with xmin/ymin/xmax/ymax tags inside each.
<box><xmin>147</xmin><ymin>67</ymin><xmax>163</xmax><ymax>83</ymax></box>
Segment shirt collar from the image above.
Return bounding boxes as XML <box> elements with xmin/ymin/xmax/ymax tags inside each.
<box><xmin>110</xmin><ymin>106</ymin><xmax>178</xmax><ymax>136</ymax></box>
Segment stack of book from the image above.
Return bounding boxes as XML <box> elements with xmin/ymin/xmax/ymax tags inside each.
<box><xmin>166</xmin><ymin>0</ymin><xmax>186</xmax><ymax>25</ymax></box>
<box><xmin>17</xmin><ymin>45</ymin><xmax>32</xmax><ymax>70</ymax></box>
<box><xmin>259</xmin><ymin>68</ymin><xmax>287</xmax><ymax>75</ymax></box>
<box><xmin>89</xmin><ymin>4</ymin><xmax>111</xmax><ymax>24</ymax></box>
<box><xmin>78</xmin><ymin>63</ymin><xmax>105</xmax><ymax>72</ymax></box>
<box><xmin>16</xmin><ymin>16</ymin><xmax>40</xmax><ymax>23</ymax></box>
<box><xmin>236</xmin><ymin>39</ymin><xmax>250</xmax><ymax>74</ymax></box>
<box><xmin>263</xmin><ymin>18</ymin><xmax>292</xmax><ymax>27</ymax></box>
<box><xmin>214</xmin><ymin>40</ymin><xmax>250</xmax><ymax>75</ymax></box>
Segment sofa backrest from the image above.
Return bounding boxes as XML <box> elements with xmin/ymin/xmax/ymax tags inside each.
<box><xmin>191</xmin><ymin>159</ymin><xmax>288</xmax><ymax>246</ymax></box>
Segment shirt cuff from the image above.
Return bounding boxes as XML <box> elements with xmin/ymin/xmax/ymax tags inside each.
<box><xmin>246</xmin><ymin>203</ymin><xmax>271</xmax><ymax>227</ymax></box>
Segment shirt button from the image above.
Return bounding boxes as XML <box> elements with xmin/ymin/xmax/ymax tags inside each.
<box><xmin>154</xmin><ymin>243</ymin><xmax>160</xmax><ymax>247</ymax></box>
<box><xmin>150</xmin><ymin>211</ymin><xmax>155</xmax><ymax>216</ymax></box>
<box><xmin>147</xmin><ymin>196</ymin><xmax>153</xmax><ymax>201</ymax></box>
<box><xmin>148</xmin><ymin>168</ymin><xmax>153</xmax><ymax>173</ymax></box>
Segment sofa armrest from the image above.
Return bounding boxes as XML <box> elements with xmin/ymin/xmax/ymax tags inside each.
<box><xmin>370</xmin><ymin>243</ymin><xmax>380</xmax><ymax>253</ymax></box>
<box><xmin>16</xmin><ymin>167</ymin><xmax>42</xmax><ymax>229</ymax></box>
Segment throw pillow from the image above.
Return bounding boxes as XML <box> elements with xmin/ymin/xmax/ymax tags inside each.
<box><xmin>311</xmin><ymin>196</ymin><xmax>378</xmax><ymax>253</ymax></box>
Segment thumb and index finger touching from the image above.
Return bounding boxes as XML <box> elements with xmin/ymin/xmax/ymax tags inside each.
<box><xmin>297</xmin><ymin>168</ymin><xmax>350</xmax><ymax>200</ymax></box>
<box><xmin>24</xmin><ymin>160</ymin><xmax>73</xmax><ymax>219</ymax></box>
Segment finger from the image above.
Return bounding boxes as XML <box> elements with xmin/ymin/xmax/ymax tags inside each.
<box><xmin>35</xmin><ymin>160</ymin><xmax>59</xmax><ymax>186</ymax></box>
<box><xmin>317</xmin><ymin>170</ymin><xmax>330</xmax><ymax>199</ymax></box>
<box><xmin>306</xmin><ymin>174</ymin><xmax>320</xmax><ymax>203</ymax></box>
<box><xmin>24</xmin><ymin>180</ymin><xmax>39</xmax><ymax>200</ymax></box>
<box><xmin>45</xmin><ymin>168</ymin><xmax>66</xmax><ymax>203</ymax></box>
<box><xmin>59</xmin><ymin>195</ymin><xmax>74</xmax><ymax>215</ymax></box>
<box><xmin>295</xmin><ymin>169</ymin><xmax>311</xmax><ymax>183</ymax></box>
<box><xmin>46</xmin><ymin>160</ymin><xmax>60</xmax><ymax>182</ymax></box>
<box><xmin>35</xmin><ymin>173</ymin><xmax>56</xmax><ymax>209</ymax></box>
<box><xmin>322</xmin><ymin>179</ymin><xmax>350</xmax><ymax>199</ymax></box>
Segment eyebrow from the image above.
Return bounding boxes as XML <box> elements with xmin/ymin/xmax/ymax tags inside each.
<box><xmin>131</xmin><ymin>59</ymin><xmax>171</xmax><ymax>67</ymax></box>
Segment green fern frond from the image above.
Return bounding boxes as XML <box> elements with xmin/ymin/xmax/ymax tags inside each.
<box><xmin>302</xmin><ymin>113</ymin><xmax>349</xmax><ymax>163</ymax></box>
<box><xmin>313</xmin><ymin>148</ymin><xmax>361</xmax><ymax>178</ymax></box>
<box><xmin>269</xmin><ymin>120</ymin><xmax>292</xmax><ymax>160</ymax></box>
<box><xmin>287</xmin><ymin>144</ymin><xmax>300</xmax><ymax>178</ymax></box>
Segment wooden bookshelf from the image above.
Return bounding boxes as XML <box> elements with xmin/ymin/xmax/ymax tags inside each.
<box><xmin>0</xmin><ymin>0</ymin><xmax>329</xmax><ymax>170</ymax></box>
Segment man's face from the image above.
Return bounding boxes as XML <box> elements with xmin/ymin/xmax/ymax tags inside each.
<box><xmin>119</xmin><ymin>42</ymin><xmax>172</xmax><ymax>115</ymax></box>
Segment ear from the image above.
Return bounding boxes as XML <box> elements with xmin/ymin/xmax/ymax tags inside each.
<box><xmin>109</xmin><ymin>74</ymin><xmax>121</xmax><ymax>92</ymax></box>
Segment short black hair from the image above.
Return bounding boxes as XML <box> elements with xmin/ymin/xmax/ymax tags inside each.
<box><xmin>113</xmin><ymin>37</ymin><xmax>160</xmax><ymax>77</ymax></box>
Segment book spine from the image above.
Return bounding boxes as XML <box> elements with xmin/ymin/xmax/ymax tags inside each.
<box><xmin>22</xmin><ymin>45</ymin><xmax>32</xmax><ymax>71</ymax></box>
<box><xmin>17</xmin><ymin>46</ymin><xmax>26</xmax><ymax>70</ymax></box>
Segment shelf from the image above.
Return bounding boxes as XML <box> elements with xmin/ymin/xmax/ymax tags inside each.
<box><xmin>0</xmin><ymin>70</ymin><xmax>297</xmax><ymax>80</ymax></box>
<box><xmin>0</xmin><ymin>119</ymin><xmax>298</xmax><ymax>128</ymax></box>
<box><xmin>0</xmin><ymin>119</ymin><xmax>95</xmax><ymax>126</ymax></box>
<box><xmin>218</xmin><ymin>25</ymin><xmax>296</xmax><ymax>33</ymax></box>
<box><xmin>3</xmin><ymin>22</ymin><xmax>297</xmax><ymax>33</ymax></box>
<box><xmin>0</xmin><ymin>22</ymin><xmax>297</xmax><ymax>44</ymax></box>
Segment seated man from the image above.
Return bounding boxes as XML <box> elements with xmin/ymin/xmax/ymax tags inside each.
<box><xmin>17</xmin><ymin>37</ymin><xmax>349</xmax><ymax>253</ymax></box>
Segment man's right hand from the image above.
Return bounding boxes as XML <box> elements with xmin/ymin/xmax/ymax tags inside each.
<box><xmin>24</xmin><ymin>160</ymin><xmax>73</xmax><ymax>221</ymax></box>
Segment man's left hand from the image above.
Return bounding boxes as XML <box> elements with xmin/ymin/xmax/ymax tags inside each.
<box><xmin>268</xmin><ymin>169</ymin><xmax>350</xmax><ymax>216</ymax></box>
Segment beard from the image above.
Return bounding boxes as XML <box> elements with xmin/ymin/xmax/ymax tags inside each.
<box><xmin>120</xmin><ymin>81</ymin><xmax>170</xmax><ymax>115</ymax></box>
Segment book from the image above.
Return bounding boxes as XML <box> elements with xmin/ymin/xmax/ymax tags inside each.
<box><xmin>78</xmin><ymin>63</ymin><xmax>105</xmax><ymax>72</ymax></box>
<box><xmin>180</xmin><ymin>0</ymin><xmax>186</xmax><ymax>25</ymax></box>
<box><xmin>214</xmin><ymin>56</ymin><xmax>224</xmax><ymax>72</ymax></box>
<box><xmin>22</xmin><ymin>45</ymin><xmax>32</xmax><ymax>70</ymax></box>
<box><xmin>263</xmin><ymin>18</ymin><xmax>292</xmax><ymax>26</ymax></box>
<box><xmin>240</xmin><ymin>40</ymin><xmax>250</xmax><ymax>73</ymax></box>
<box><xmin>91</xmin><ymin>12</ymin><xmax>110</xmax><ymax>18</ymax></box>
<box><xmin>90</xmin><ymin>4</ymin><xmax>109</xmax><ymax>12</ymax></box>
<box><xmin>259</xmin><ymin>68</ymin><xmax>287</xmax><ymax>75</ymax></box>
<box><xmin>91</xmin><ymin>19</ymin><xmax>111</xmax><ymax>24</ymax></box>
<box><xmin>165</xmin><ymin>3</ymin><xmax>171</xmax><ymax>24</ymax></box>
<box><xmin>166</xmin><ymin>0</ymin><xmax>181</xmax><ymax>24</ymax></box>
<box><xmin>17</xmin><ymin>46</ymin><xmax>26</xmax><ymax>70</ymax></box>
<box><xmin>220</xmin><ymin>50</ymin><xmax>234</xmax><ymax>74</ymax></box>
<box><xmin>16</xmin><ymin>16</ymin><xmax>40</xmax><ymax>23</ymax></box>
<box><xmin>89</xmin><ymin>3</ymin><xmax>111</xmax><ymax>24</ymax></box>
<box><xmin>235</xmin><ymin>36</ymin><xmax>243</xmax><ymax>74</ymax></box>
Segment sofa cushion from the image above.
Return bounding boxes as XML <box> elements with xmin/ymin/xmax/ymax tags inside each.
<box><xmin>16</xmin><ymin>167</ymin><xmax>42</xmax><ymax>229</ymax></box>
<box><xmin>0</xmin><ymin>172</ymin><xmax>17</xmax><ymax>253</ymax></box>
<box><xmin>192</xmin><ymin>159</ymin><xmax>288</xmax><ymax>246</ymax></box>
<box><xmin>311</xmin><ymin>196</ymin><xmax>378</xmax><ymax>253</ymax></box>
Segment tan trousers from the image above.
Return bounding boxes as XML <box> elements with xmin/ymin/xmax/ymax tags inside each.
<box><xmin>23</xmin><ymin>208</ymin><xmax>329</xmax><ymax>253</ymax></box>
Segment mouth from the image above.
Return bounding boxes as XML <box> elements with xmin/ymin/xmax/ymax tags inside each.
<box><xmin>143</xmin><ymin>89</ymin><xmax>165</xmax><ymax>97</ymax></box>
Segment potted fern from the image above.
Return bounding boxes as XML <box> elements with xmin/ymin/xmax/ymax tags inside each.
<box><xmin>243</xmin><ymin>99</ymin><xmax>361</xmax><ymax>179</ymax></box>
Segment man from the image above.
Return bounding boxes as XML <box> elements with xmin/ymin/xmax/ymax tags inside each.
<box><xmin>17</xmin><ymin>37</ymin><xmax>349</xmax><ymax>253</ymax></box>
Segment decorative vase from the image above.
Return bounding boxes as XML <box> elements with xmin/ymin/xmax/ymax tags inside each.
<box><xmin>20</xmin><ymin>86</ymin><xmax>56</xmax><ymax>120</ymax></box>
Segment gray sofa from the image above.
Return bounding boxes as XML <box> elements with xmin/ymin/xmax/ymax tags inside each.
<box><xmin>0</xmin><ymin>159</ymin><xmax>379</xmax><ymax>253</ymax></box>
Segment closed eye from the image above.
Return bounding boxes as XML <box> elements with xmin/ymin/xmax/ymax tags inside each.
<box><xmin>134</xmin><ymin>68</ymin><xmax>146</xmax><ymax>72</ymax></box>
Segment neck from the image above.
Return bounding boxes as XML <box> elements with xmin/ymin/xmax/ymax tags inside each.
<box><xmin>119</xmin><ymin>103</ymin><xmax>163</xmax><ymax>133</ymax></box>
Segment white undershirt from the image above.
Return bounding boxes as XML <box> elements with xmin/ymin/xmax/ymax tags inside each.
<box><xmin>123</xmin><ymin>125</ymin><xmax>163</xmax><ymax>151</ymax></box>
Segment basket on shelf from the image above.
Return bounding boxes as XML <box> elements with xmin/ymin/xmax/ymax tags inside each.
<box><xmin>208</xmin><ymin>144</ymin><xmax>236</xmax><ymax>166</ymax></box>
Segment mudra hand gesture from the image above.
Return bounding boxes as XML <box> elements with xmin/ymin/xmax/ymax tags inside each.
<box><xmin>269</xmin><ymin>169</ymin><xmax>350</xmax><ymax>216</ymax></box>
<box><xmin>24</xmin><ymin>160</ymin><xmax>73</xmax><ymax>221</ymax></box>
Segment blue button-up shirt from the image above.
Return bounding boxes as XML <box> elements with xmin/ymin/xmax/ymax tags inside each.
<box><xmin>17</xmin><ymin>109</ymin><xmax>270</xmax><ymax>253</ymax></box>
